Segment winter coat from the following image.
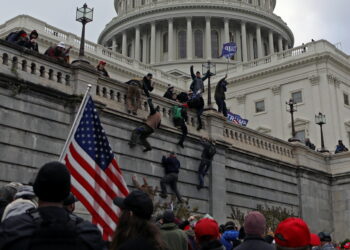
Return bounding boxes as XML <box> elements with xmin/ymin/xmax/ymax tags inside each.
<box><xmin>97</xmin><ymin>67</ymin><xmax>109</xmax><ymax>77</ymax></box>
<box><xmin>214</xmin><ymin>77</ymin><xmax>227</xmax><ymax>100</ymax></box>
<box><xmin>0</xmin><ymin>206</ymin><xmax>106</xmax><ymax>250</ymax></box>
<box><xmin>164</xmin><ymin>88</ymin><xmax>175</xmax><ymax>100</ymax></box>
<box><xmin>335</xmin><ymin>144</ymin><xmax>349</xmax><ymax>153</ymax></box>
<box><xmin>142</xmin><ymin>76</ymin><xmax>154</xmax><ymax>97</ymax></box>
<box><xmin>233</xmin><ymin>235</ymin><xmax>274</xmax><ymax>250</ymax></box>
<box><xmin>320</xmin><ymin>243</ymin><xmax>336</xmax><ymax>250</ymax></box>
<box><xmin>221</xmin><ymin>230</ymin><xmax>239</xmax><ymax>250</ymax></box>
<box><xmin>162</xmin><ymin>156</ymin><xmax>181</xmax><ymax>174</ymax></box>
<box><xmin>1</xmin><ymin>198</ymin><xmax>37</xmax><ymax>221</ymax></box>
<box><xmin>160</xmin><ymin>223</ymin><xmax>188</xmax><ymax>250</ymax></box>
<box><xmin>146</xmin><ymin>112</ymin><xmax>161</xmax><ymax>130</ymax></box>
<box><xmin>199</xmin><ymin>240</ymin><xmax>225</xmax><ymax>250</ymax></box>
<box><xmin>190</xmin><ymin>66</ymin><xmax>209</xmax><ymax>94</ymax></box>
<box><xmin>201</xmin><ymin>140</ymin><xmax>216</xmax><ymax>161</ymax></box>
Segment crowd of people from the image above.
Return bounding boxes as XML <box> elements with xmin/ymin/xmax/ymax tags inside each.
<box><xmin>0</xmin><ymin>163</ymin><xmax>348</xmax><ymax>250</ymax></box>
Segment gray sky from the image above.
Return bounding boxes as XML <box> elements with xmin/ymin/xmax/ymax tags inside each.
<box><xmin>1</xmin><ymin>0</ymin><xmax>349</xmax><ymax>54</ymax></box>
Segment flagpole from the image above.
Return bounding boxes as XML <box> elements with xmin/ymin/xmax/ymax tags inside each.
<box><xmin>59</xmin><ymin>84</ymin><xmax>92</xmax><ymax>162</ymax></box>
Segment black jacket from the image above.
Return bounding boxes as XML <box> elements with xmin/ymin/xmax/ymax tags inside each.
<box><xmin>201</xmin><ymin>139</ymin><xmax>216</xmax><ymax>160</ymax></box>
<box><xmin>0</xmin><ymin>206</ymin><xmax>106</xmax><ymax>250</ymax></box>
<box><xmin>214</xmin><ymin>77</ymin><xmax>227</xmax><ymax>100</ymax></box>
<box><xmin>142</xmin><ymin>76</ymin><xmax>154</xmax><ymax>97</ymax></box>
<box><xmin>199</xmin><ymin>240</ymin><xmax>225</xmax><ymax>250</ymax></box>
<box><xmin>233</xmin><ymin>235</ymin><xmax>275</xmax><ymax>250</ymax></box>
<box><xmin>162</xmin><ymin>156</ymin><xmax>181</xmax><ymax>174</ymax></box>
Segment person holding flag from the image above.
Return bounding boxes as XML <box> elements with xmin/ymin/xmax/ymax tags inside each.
<box><xmin>59</xmin><ymin>84</ymin><xmax>129</xmax><ymax>241</ymax></box>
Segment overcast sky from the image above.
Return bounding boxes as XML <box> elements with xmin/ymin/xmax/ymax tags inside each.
<box><xmin>1</xmin><ymin>0</ymin><xmax>349</xmax><ymax>54</ymax></box>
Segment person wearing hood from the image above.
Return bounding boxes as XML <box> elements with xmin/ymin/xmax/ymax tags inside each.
<box><xmin>164</xmin><ymin>86</ymin><xmax>176</xmax><ymax>100</ymax></box>
<box><xmin>1</xmin><ymin>185</ymin><xmax>37</xmax><ymax>222</ymax></box>
<box><xmin>234</xmin><ymin>211</ymin><xmax>274</xmax><ymax>250</ymax></box>
<box><xmin>220</xmin><ymin>221</ymin><xmax>239</xmax><ymax>250</ymax></box>
<box><xmin>195</xmin><ymin>218</ymin><xmax>225</xmax><ymax>250</ymax></box>
<box><xmin>160</xmin><ymin>210</ymin><xmax>188</xmax><ymax>250</ymax></box>
<box><xmin>25</xmin><ymin>30</ymin><xmax>39</xmax><ymax>52</ymax></box>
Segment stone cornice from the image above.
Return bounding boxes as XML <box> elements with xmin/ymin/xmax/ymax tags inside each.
<box><xmin>231</xmin><ymin>53</ymin><xmax>350</xmax><ymax>85</ymax></box>
<box><xmin>99</xmin><ymin>3</ymin><xmax>293</xmax><ymax>44</ymax></box>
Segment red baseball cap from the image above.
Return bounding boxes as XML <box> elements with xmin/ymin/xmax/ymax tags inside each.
<box><xmin>195</xmin><ymin>218</ymin><xmax>220</xmax><ymax>240</ymax></box>
<box><xmin>275</xmin><ymin>218</ymin><xmax>311</xmax><ymax>248</ymax></box>
<box><xmin>310</xmin><ymin>233</ymin><xmax>321</xmax><ymax>246</ymax></box>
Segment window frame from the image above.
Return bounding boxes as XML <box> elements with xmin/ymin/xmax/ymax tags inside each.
<box><xmin>344</xmin><ymin>92</ymin><xmax>349</xmax><ymax>106</ymax></box>
<box><xmin>291</xmin><ymin>90</ymin><xmax>303</xmax><ymax>104</ymax></box>
<box><xmin>255</xmin><ymin>99</ymin><xmax>266</xmax><ymax>113</ymax></box>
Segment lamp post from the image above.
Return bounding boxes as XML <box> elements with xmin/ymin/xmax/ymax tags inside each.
<box><xmin>202</xmin><ymin>61</ymin><xmax>216</xmax><ymax>108</ymax></box>
<box><xmin>75</xmin><ymin>3</ymin><xmax>93</xmax><ymax>62</ymax></box>
<box><xmin>286</xmin><ymin>99</ymin><xmax>300</xmax><ymax>142</ymax></box>
<box><xmin>315</xmin><ymin>112</ymin><xmax>329</xmax><ymax>153</ymax></box>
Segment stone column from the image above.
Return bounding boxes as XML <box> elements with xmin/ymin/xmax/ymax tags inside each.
<box><xmin>168</xmin><ymin>18</ymin><xmax>174</xmax><ymax>61</ymax></box>
<box><xmin>249</xmin><ymin>34</ymin><xmax>254</xmax><ymax>60</ymax></box>
<box><xmin>234</xmin><ymin>29</ymin><xmax>241</xmax><ymax>62</ymax></box>
<box><xmin>284</xmin><ymin>41</ymin><xmax>289</xmax><ymax>50</ymax></box>
<box><xmin>142</xmin><ymin>33</ymin><xmax>147</xmax><ymax>63</ymax></box>
<box><xmin>241</xmin><ymin>22</ymin><xmax>248</xmax><ymax>62</ymax></box>
<box><xmin>122</xmin><ymin>31</ymin><xmax>127</xmax><ymax>56</ymax></box>
<box><xmin>205</xmin><ymin>17</ymin><xmax>212</xmax><ymax>60</ymax></box>
<box><xmin>256</xmin><ymin>25</ymin><xmax>263</xmax><ymax>58</ymax></box>
<box><xmin>112</xmin><ymin>37</ymin><xmax>117</xmax><ymax>52</ymax></box>
<box><xmin>268</xmin><ymin>30</ymin><xmax>274</xmax><ymax>54</ymax></box>
<box><xmin>186</xmin><ymin>17</ymin><xmax>193</xmax><ymax>60</ymax></box>
<box><xmin>135</xmin><ymin>26</ymin><xmax>141</xmax><ymax>61</ymax></box>
<box><xmin>278</xmin><ymin>36</ymin><xmax>283</xmax><ymax>52</ymax></box>
<box><xmin>150</xmin><ymin>22</ymin><xmax>156</xmax><ymax>64</ymax></box>
<box><xmin>224</xmin><ymin>18</ymin><xmax>230</xmax><ymax>43</ymax></box>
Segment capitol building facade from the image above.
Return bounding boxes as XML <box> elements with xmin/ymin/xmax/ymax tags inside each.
<box><xmin>98</xmin><ymin>0</ymin><xmax>294</xmax><ymax>74</ymax></box>
<box><xmin>1</xmin><ymin>0</ymin><xmax>350</xmax><ymax>152</ymax></box>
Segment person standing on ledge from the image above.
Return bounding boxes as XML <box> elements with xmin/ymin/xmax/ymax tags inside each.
<box><xmin>190</xmin><ymin>65</ymin><xmax>209</xmax><ymax>95</ymax></box>
<box><xmin>128</xmin><ymin>99</ymin><xmax>161</xmax><ymax>152</ymax></box>
<box><xmin>160</xmin><ymin>152</ymin><xmax>183</xmax><ymax>203</ymax></box>
<box><xmin>142</xmin><ymin>73</ymin><xmax>154</xmax><ymax>98</ymax></box>
<box><xmin>214</xmin><ymin>74</ymin><xmax>228</xmax><ymax>117</ymax></box>
<box><xmin>197</xmin><ymin>137</ymin><xmax>216</xmax><ymax>190</ymax></box>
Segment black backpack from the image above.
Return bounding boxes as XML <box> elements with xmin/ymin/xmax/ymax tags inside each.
<box><xmin>27</xmin><ymin>209</ymin><xmax>83</xmax><ymax>250</ymax></box>
<box><xmin>5</xmin><ymin>31</ymin><xmax>19</xmax><ymax>42</ymax></box>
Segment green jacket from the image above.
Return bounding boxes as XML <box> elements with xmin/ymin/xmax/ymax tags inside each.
<box><xmin>160</xmin><ymin>223</ymin><xmax>188</xmax><ymax>250</ymax></box>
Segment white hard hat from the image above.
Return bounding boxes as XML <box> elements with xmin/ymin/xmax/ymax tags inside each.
<box><xmin>57</xmin><ymin>42</ymin><xmax>65</xmax><ymax>49</ymax></box>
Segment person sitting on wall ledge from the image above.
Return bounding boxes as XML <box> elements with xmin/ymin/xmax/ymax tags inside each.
<box><xmin>305</xmin><ymin>138</ymin><xmax>316</xmax><ymax>150</ymax></box>
<box><xmin>44</xmin><ymin>41</ymin><xmax>72</xmax><ymax>63</ymax></box>
<box><xmin>26</xmin><ymin>30</ymin><xmax>39</xmax><ymax>52</ymax></box>
<box><xmin>5</xmin><ymin>30</ymin><xmax>29</xmax><ymax>48</ymax></box>
<box><xmin>335</xmin><ymin>140</ymin><xmax>349</xmax><ymax>154</ymax></box>
<box><xmin>96</xmin><ymin>61</ymin><xmax>109</xmax><ymax>78</ymax></box>
<box><xmin>164</xmin><ymin>85</ymin><xmax>176</xmax><ymax>101</ymax></box>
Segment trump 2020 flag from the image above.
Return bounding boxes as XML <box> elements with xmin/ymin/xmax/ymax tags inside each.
<box><xmin>221</xmin><ymin>42</ymin><xmax>237</xmax><ymax>58</ymax></box>
<box><xmin>60</xmin><ymin>95</ymin><xmax>129</xmax><ymax>241</ymax></box>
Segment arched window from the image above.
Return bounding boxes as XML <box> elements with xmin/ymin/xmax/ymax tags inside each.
<box><xmin>211</xmin><ymin>30</ymin><xmax>219</xmax><ymax>58</ymax></box>
<box><xmin>253</xmin><ymin>38</ymin><xmax>257</xmax><ymax>59</ymax></box>
<box><xmin>127</xmin><ymin>43</ymin><xmax>132</xmax><ymax>57</ymax></box>
<box><xmin>163</xmin><ymin>33</ymin><xmax>168</xmax><ymax>53</ymax></box>
<box><xmin>178</xmin><ymin>30</ymin><xmax>187</xmax><ymax>59</ymax></box>
<box><xmin>194</xmin><ymin>30</ymin><xmax>203</xmax><ymax>58</ymax></box>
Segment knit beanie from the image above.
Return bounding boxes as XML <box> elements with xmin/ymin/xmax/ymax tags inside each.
<box><xmin>244</xmin><ymin>211</ymin><xmax>266</xmax><ymax>236</ymax></box>
<box><xmin>33</xmin><ymin>161</ymin><xmax>71</xmax><ymax>202</ymax></box>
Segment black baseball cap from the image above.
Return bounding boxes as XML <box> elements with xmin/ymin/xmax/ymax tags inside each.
<box><xmin>113</xmin><ymin>190</ymin><xmax>153</xmax><ymax>220</ymax></box>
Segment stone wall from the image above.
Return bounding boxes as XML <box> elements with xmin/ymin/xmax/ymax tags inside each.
<box><xmin>1</xmin><ymin>41</ymin><xmax>350</xmax><ymax>241</ymax></box>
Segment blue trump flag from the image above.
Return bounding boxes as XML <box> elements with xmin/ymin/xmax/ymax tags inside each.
<box><xmin>221</xmin><ymin>42</ymin><xmax>237</xmax><ymax>58</ymax></box>
<box><xmin>227</xmin><ymin>112</ymin><xmax>248</xmax><ymax>126</ymax></box>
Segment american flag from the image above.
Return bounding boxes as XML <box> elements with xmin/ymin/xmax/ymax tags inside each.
<box><xmin>61</xmin><ymin>96</ymin><xmax>129</xmax><ymax>241</ymax></box>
